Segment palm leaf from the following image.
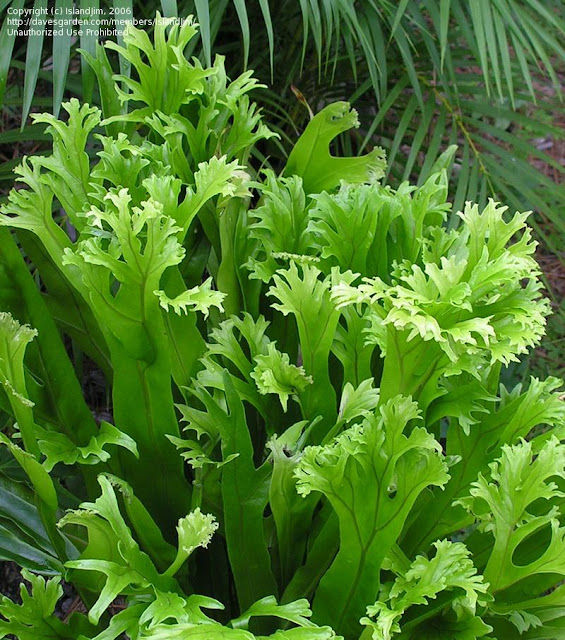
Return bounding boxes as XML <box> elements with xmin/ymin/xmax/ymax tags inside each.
<box><xmin>193</xmin><ymin>0</ymin><xmax>211</xmax><ymax>66</ymax></box>
<box><xmin>160</xmin><ymin>0</ymin><xmax>177</xmax><ymax>16</ymax></box>
<box><xmin>0</xmin><ymin>0</ymin><xmax>24</xmax><ymax>107</ymax></box>
<box><xmin>21</xmin><ymin>0</ymin><xmax>47</xmax><ymax>124</ymax></box>
<box><xmin>2</xmin><ymin>0</ymin><xmax>565</xmax><ymax>119</ymax></box>
<box><xmin>52</xmin><ymin>0</ymin><xmax>73</xmax><ymax>116</ymax></box>
<box><xmin>356</xmin><ymin>70</ymin><xmax>565</xmax><ymax>239</ymax></box>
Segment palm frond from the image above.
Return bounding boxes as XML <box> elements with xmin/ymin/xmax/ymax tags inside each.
<box><xmin>355</xmin><ymin>71</ymin><xmax>565</xmax><ymax>241</ymax></box>
<box><xmin>0</xmin><ymin>0</ymin><xmax>24</xmax><ymax>108</ymax></box>
<box><xmin>3</xmin><ymin>0</ymin><xmax>564</xmax><ymax>120</ymax></box>
<box><xmin>52</xmin><ymin>0</ymin><xmax>73</xmax><ymax>114</ymax></box>
<box><xmin>179</xmin><ymin>0</ymin><xmax>565</xmax><ymax>105</ymax></box>
<box><xmin>1</xmin><ymin>0</ymin><xmax>135</xmax><ymax>121</ymax></box>
<box><xmin>21</xmin><ymin>0</ymin><xmax>47</xmax><ymax>122</ymax></box>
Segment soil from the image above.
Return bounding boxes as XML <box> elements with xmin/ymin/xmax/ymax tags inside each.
<box><xmin>529</xmin><ymin>81</ymin><xmax>565</xmax><ymax>379</ymax></box>
<box><xmin>0</xmin><ymin>562</ymin><xmax>81</xmax><ymax>639</ymax></box>
<box><xmin>0</xmin><ymin>563</ymin><xmax>23</xmax><ymax>605</ymax></box>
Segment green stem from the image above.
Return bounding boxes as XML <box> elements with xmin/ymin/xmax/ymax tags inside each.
<box><xmin>109</xmin><ymin>341</ymin><xmax>191</xmax><ymax>535</ymax></box>
<box><xmin>217</xmin><ymin>199</ymin><xmax>245</xmax><ymax>317</ymax></box>
<box><xmin>10</xmin><ymin>394</ymin><xmax>41</xmax><ymax>460</ymax></box>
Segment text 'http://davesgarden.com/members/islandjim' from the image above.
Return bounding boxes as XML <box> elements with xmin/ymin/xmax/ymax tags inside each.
<box><xmin>5</xmin><ymin>7</ymin><xmax>190</xmax><ymax>38</ymax></box>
